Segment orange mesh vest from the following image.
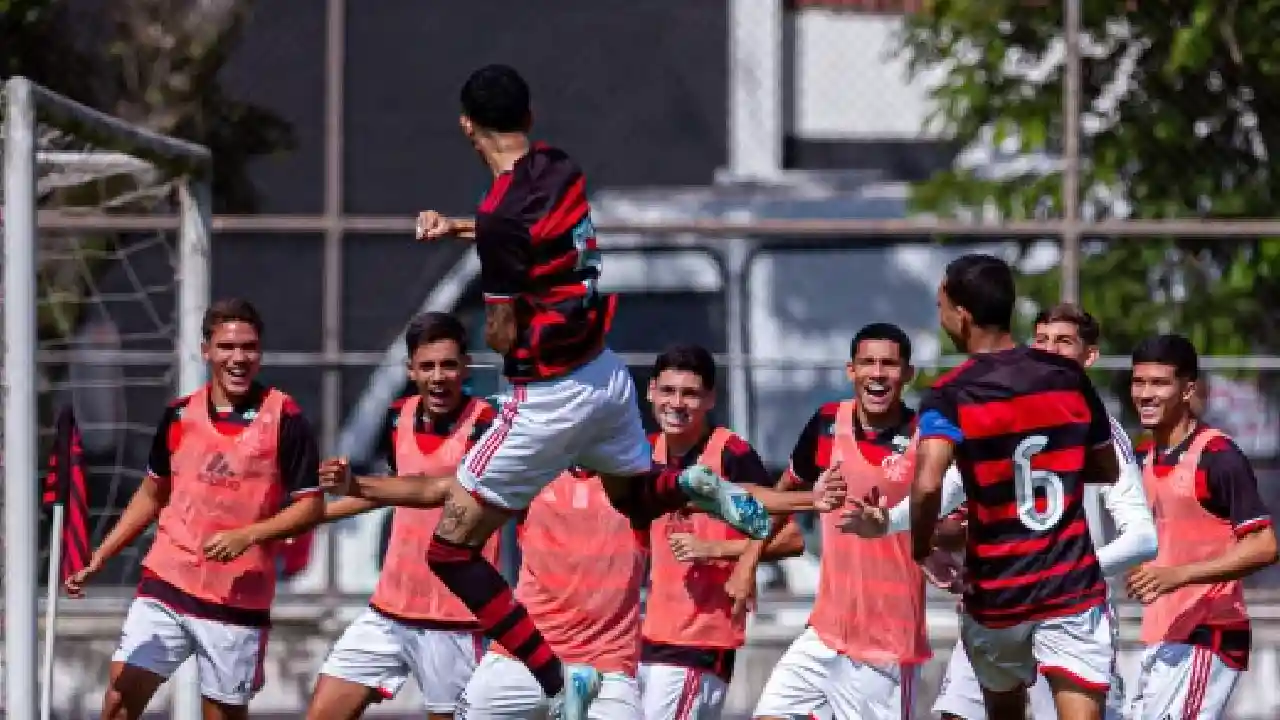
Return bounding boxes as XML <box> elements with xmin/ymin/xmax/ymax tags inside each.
<box><xmin>642</xmin><ymin>428</ymin><xmax>746</xmax><ymax>649</ymax></box>
<box><xmin>371</xmin><ymin>396</ymin><xmax>499</xmax><ymax>622</ymax></box>
<box><xmin>809</xmin><ymin>401</ymin><xmax>930</xmax><ymax>663</ymax></box>
<box><xmin>1140</xmin><ymin>428</ymin><xmax>1249</xmax><ymax>644</ymax></box>
<box><xmin>143</xmin><ymin>385</ymin><xmax>286</xmax><ymax>611</ymax></box>
<box><xmin>495</xmin><ymin>470</ymin><xmax>646</xmax><ymax>675</ymax></box>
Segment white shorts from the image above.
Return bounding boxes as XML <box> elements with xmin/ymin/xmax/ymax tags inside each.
<box><xmin>753</xmin><ymin>627</ymin><xmax>919</xmax><ymax>720</ymax></box>
<box><xmin>457</xmin><ymin>652</ymin><xmax>641</xmax><ymax>720</ymax></box>
<box><xmin>937</xmin><ymin>629</ymin><xmax>1126</xmax><ymax>719</ymax></box>
<box><xmin>639</xmin><ymin>662</ymin><xmax>730</xmax><ymax>720</ymax></box>
<box><xmin>960</xmin><ymin>604</ymin><xmax>1115</xmax><ymax>695</ymax></box>
<box><xmin>1127</xmin><ymin>643</ymin><xmax>1241</xmax><ymax>720</ymax></box>
<box><xmin>318</xmin><ymin>607</ymin><xmax>484</xmax><ymax>713</ymax></box>
<box><xmin>111</xmin><ymin>596</ymin><xmax>267</xmax><ymax>706</ymax></box>
<box><xmin>458</xmin><ymin>349</ymin><xmax>652</xmax><ymax>510</ymax></box>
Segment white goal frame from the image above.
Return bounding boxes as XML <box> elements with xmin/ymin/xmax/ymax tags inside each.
<box><xmin>2</xmin><ymin>76</ymin><xmax>212</xmax><ymax>720</ymax></box>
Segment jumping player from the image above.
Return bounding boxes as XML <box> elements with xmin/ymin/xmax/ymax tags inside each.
<box><xmin>908</xmin><ymin>254</ymin><xmax>1123</xmax><ymax>720</ymax></box>
<box><xmin>307</xmin><ymin>313</ymin><xmax>497</xmax><ymax>720</ymax></box>
<box><xmin>752</xmin><ymin>322</ymin><xmax>931</xmax><ymax>720</ymax></box>
<box><xmin>841</xmin><ymin>305</ymin><xmax>1157</xmax><ymax>720</ymax></box>
<box><xmin>64</xmin><ymin>299</ymin><xmax>324</xmax><ymax>720</ymax></box>
<box><xmin>456</xmin><ymin>465</ymin><xmax>647</xmax><ymax>719</ymax></box>
<box><xmin>409</xmin><ymin>64</ymin><xmax>771</xmax><ymax>717</ymax></box>
<box><xmin>638</xmin><ymin>345</ymin><xmax>803</xmax><ymax>720</ymax></box>
<box><xmin>1125</xmin><ymin>334</ymin><xmax>1278</xmax><ymax>720</ymax></box>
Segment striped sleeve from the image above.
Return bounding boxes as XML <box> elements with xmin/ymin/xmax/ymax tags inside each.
<box><xmin>1108</xmin><ymin>413</ymin><xmax>1137</xmax><ymax>467</ymax></box>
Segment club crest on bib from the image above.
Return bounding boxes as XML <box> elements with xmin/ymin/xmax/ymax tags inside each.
<box><xmin>881</xmin><ymin>434</ymin><xmax>914</xmax><ymax>483</ymax></box>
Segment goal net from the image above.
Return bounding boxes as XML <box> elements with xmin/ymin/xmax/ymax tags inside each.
<box><xmin>1</xmin><ymin>76</ymin><xmax>212</xmax><ymax>715</ymax></box>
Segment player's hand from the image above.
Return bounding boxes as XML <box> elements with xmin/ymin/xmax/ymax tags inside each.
<box><xmin>668</xmin><ymin>532</ymin><xmax>716</xmax><ymax>563</ymax></box>
<box><xmin>812</xmin><ymin>462</ymin><xmax>847</xmax><ymax>513</ymax></box>
<box><xmin>319</xmin><ymin>457</ymin><xmax>354</xmax><ymax>496</ymax></box>
<box><xmin>837</xmin><ymin>486</ymin><xmax>890</xmax><ymax>537</ymax></box>
<box><xmin>921</xmin><ymin>547</ymin><xmax>967</xmax><ymax>595</ymax></box>
<box><xmin>64</xmin><ymin>555</ymin><xmax>104</xmax><ymax>598</ymax></box>
<box><xmin>724</xmin><ymin>561</ymin><xmax>758</xmax><ymax>618</ymax></box>
<box><xmin>1125</xmin><ymin>563</ymin><xmax>1187</xmax><ymax>604</ymax></box>
<box><xmin>415</xmin><ymin>210</ymin><xmax>464</xmax><ymax>241</ymax></box>
<box><xmin>204</xmin><ymin>528</ymin><xmax>259</xmax><ymax>562</ymax></box>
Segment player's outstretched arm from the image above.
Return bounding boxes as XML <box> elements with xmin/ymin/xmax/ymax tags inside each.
<box><xmin>416</xmin><ymin>211</ymin><xmax>476</xmax><ymax>241</ymax></box>
<box><xmin>322</xmin><ymin>496</ymin><xmax>383</xmax><ymax>523</ymax></box>
<box><xmin>909</xmin><ymin>437</ymin><xmax>955</xmax><ymax>562</ymax></box>
<box><xmin>66</xmin><ymin>473</ymin><xmax>169</xmax><ymax>597</ymax></box>
<box><xmin>1095</xmin><ymin>453</ymin><xmax>1157</xmax><ymax>577</ymax></box>
<box><xmin>669</xmin><ymin>517</ymin><xmax>805</xmax><ymax>563</ymax></box>
<box><xmin>838</xmin><ymin>465</ymin><xmax>966</xmax><ymax>538</ymax></box>
<box><xmin>319</xmin><ymin>457</ymin><xmax>453</xmax><ymax>508</ymax></box>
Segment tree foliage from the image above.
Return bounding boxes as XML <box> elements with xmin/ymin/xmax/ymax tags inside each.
<box><xmin>897</xmin><ymin>0</ymin><xmax>1280</xmax><ymax>358</ymax></box>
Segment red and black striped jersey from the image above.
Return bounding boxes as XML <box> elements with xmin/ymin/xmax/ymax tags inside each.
<box><xmin>918</xmin><ymin>346</ymin><xmax>1112</xmax><ymax>626</ymax></box>
<box><xmin>476</xmin><ymin>143</ymin><xmax>616</xmax><ymax>383</ymax></box>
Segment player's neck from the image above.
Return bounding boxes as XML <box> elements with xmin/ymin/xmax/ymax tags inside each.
<box><xmin>663</xmin><ymin>426</ymin><xmax>709</xmax><ymax>460</ymax></box>
<box><xmin>482</xmin><ymin>135</ymin><xmax>531</xmax><ymax>176</ymax></box>
<box><xmin>208</xmin><ymin>381</ymin><xmax>250</xmax><ymax>410</ymax></box>
<box><xmin>964</xmin><ymin>329</ymin><xmax>1015</xmax><ymax>355</ymax></box>
<box><xmin>1154</xmin><ymin>410</ymin><xmax>1197</xmax><ymax>449</ymax></box>
<box><xmin>857</xmin><ymin>400</ymin><xmax>903</xmax><ymax>433</ymax></box>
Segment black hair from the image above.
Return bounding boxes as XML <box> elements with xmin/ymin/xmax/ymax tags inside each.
<box><xmin>652</xmin><ymin>344</ymin><xmax>716</xmax><ymax>391</ymax></box>
<box><xmin>942</xmin><ymin>253</ymin><xmax>1016</xmax><ymax>331</ymax></box>
<box><xmin>460</xmin><ymin>64</ymin><xmax>531</xmax><ymax>133</ymax></box>
<box><xmin>851</xmin><ymin>322</ymin><xmax>913</xmax><ymax>364</ymax></box>
<box><xmin>1034</xmin><ymin>303</ymin><xmax>1101</xmax><ymax>346</ymax></box>
<box><xmin>404</xmin><ymin>312</ymin><xmax>468</xmax><ymax>356</ymax></box>
<box><xmin>1131</xmin><ymin>334</ymin><xmax>1199</xmax><ymax>381</ymax></box>
<box><xmin>202</xmin><ymin>298</ymin><xmax>263</xmax><ymax>340</ymax></box>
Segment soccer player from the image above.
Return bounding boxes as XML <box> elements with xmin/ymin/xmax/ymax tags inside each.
<box><xmin>407</xmin><ymin>64</ymin><xmax>771</xmax><ymax>717</ymax></box>
<box><xmin>456</xmin><ymin>465</ymin><xmax>647</xmax><ymax>719</ymax></box>
<box><xmin>752</xmin><ymin>322</ymin><xmax>931</xmax><ymax>720</ymax></box>
<box><xmin>908</xmin><ymin>254</ymin><xmax>1123</xmax><ymax>720</ymax></box>
<box><xmin>1125</xmin><ymin>334</ymin><xmax>1278</xmax><ymax>720</ymax></box>
<box><xmin>842</xmin><ymin>305</ymin><xmax>1156</xmax><ymax>720</ymax></box>
<box><xmin>306</xmin><ymin>313</ymin><xmax>497</xmax><ymax>720</ymax></box>
<box><xmin>64</xmin><ymin>298</ymin><xmax>323</xmax><ymax>720</ymax></box>
<box><xmin>637</xmin><ymin>345</ymin><xmax>803</xmax><ymax>720</ymax></box>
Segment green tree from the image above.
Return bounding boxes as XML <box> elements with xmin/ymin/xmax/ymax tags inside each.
<box><xmin>897</xmin><ymin>1</ymin><xmax>1280</xmax><ymax>359</ymax></box>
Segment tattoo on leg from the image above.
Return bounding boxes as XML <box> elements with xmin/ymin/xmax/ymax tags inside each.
<box><xmin>436</xmin><ymin>495</ymin><xmax>469</xmax><ymax>539</ymax></box>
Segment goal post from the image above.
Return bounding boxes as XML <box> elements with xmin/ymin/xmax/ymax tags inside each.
<box><xmin>2</xmin><ymin>76</ymin><xmax>212</xmax><ymax>720</ymax></box>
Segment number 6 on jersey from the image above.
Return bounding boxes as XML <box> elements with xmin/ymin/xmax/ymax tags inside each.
<box><xmin>1012</xmin><ymin>435</ymin><xmax>1065</xmax><ymax>532</ymax></box>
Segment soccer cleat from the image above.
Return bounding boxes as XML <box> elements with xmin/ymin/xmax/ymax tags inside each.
<box><xmin>548</xmin><ymin>664</ymin><xmax>602</xmax><ymax>720</ymax></box>
<box><xmin>677</xmin><ymin>464</ymin><xmax>773</xmax><ymax>540</ymax></box>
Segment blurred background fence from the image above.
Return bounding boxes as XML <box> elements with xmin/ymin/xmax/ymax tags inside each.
<box><xmin>10</xmin><ymin>0</ymin><xmax>1280</xmax><ymax>717</ymax></box>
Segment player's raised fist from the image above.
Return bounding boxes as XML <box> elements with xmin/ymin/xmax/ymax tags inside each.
<box><xmin>319</xmin><ymin>456</ymin><xmax>353</xmax><ymax>496</ymax></box>
<box><xmin>415</xmin><ymin>210</ymin><xmax>453</xmax><ymax>241</ymax></box>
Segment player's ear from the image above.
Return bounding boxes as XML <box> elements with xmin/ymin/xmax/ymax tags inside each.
<box><xmin>459</xmin><ymin>114</ymin><xmax>475</xmax><ymax>138</ymax></box>
<box><xmin>647</xmin><ymin>378</ymin><xmax>656</xmax><ymax>403</ymax></box>
<box><xmin>200</xmin><ymin>341</ymin><xmax>210</xmax><ymax>363</ymax></box>
<box><xmin>1083</xmin><ymin>345</ymin><xmax>1100</xmax><ymax>369</ymax></box>
<box><xmin>845</xmin><ymin>360</ymin><xmax>856</xmax><ymax>383</ymax></box>
<box><xmin>705</xmin><ymin>389</ymin><xmax>717</xmax><ymax>412</ymax></box>
<box><xmin>902</xmin><ymin>364</ymin><xmax>916</xmax><ymax>385</ymax></box>
<box><xmin>1182</xmin><ymin>379</ymin><xmax>1198</xmax><ymax>405</ymax></box>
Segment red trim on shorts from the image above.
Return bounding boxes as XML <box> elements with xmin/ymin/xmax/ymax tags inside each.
<box><xmin>465</xmin><ymin>386</ymin><xmax>524</xmax><ymax>477</ymax></box>
<box><xmin>1039</xmin><ymin>664</ymin><xmax>1109</xmax><ymax>692</ymax></box>
<box><xmin>1182</xmin><ymin>646</ymin><xmax>1212</xmax><ymax>720</ymax></box>
<box><xmin>674</xmin><ymin>669</ymin><xmax>700</xmax><ymax>720</ymax></box>
<box><xmin>900</xmin><ymin>666</ymin><xmax>912</xmax><ymax>720</ymax></box>
<box><xmin>473</xmin><ymin>632</ymin><xmax>485</xmax><ymax>663</ymax></box>
<box><xmin>252</xmin><ymin>629</ymin><xmax>270</xmax><ymax>692</ymax></box>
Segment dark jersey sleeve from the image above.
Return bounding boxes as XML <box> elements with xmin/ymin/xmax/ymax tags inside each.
<box><xmin>475</xmin><ymin>210</ymin><xmax>533</xmax><ymax>302</ymax></box>
<box><xmin>468</xmin><ymin>402</ymin><xmax>498</xmax><ymax>449</ymax></box>
<box><xmin>145</xmin><ymin>405</ymin><xmax>180</xmax><ymax>481</ymax></box>
<box><xmin>722</xmin><ymin>437</ymin><xmax>772</xmax><ymax>488</ymax></box>
<box><xmin>377</xmin><ymin>405</ymin><xmax>399</xmax><ymax>474</ymax></box>
<box><xmin>787</xmin><ymin>408</ymin><xmax>827</xmax><ymax>489</ymax></box>
<box><xmin>918</xmin><ymin>384</ymin><xmax>964</xmax><ymax>444</ymax></box>
<box><xmin>278</xmin><ymin>410</ymin><xmax>321</xmax><ymax>498</ymax></box>
<box><xmin>1200</xmin><ymin>437</ymin><xmax>1273</xmax><ymax>536</ymax></box>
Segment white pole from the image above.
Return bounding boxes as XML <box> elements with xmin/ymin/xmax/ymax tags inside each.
<box><xmin>725</xmin><ymin>0</ymin><xmax>783</xmax><ymax>181</ymax></box>
<box><xmin>171</xmin><ymin>177</ymin><xmax>211</xmax><ymax>720</ymax></box>
<box><xmin>40</xmin><ymin>505</ymin><xmax>64</xmax><ymax>720</ymax></box>
<box><xmin>3</xmin><ymin>75</ymin><xmax>41</xmax><ymax>720</ymax></box>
